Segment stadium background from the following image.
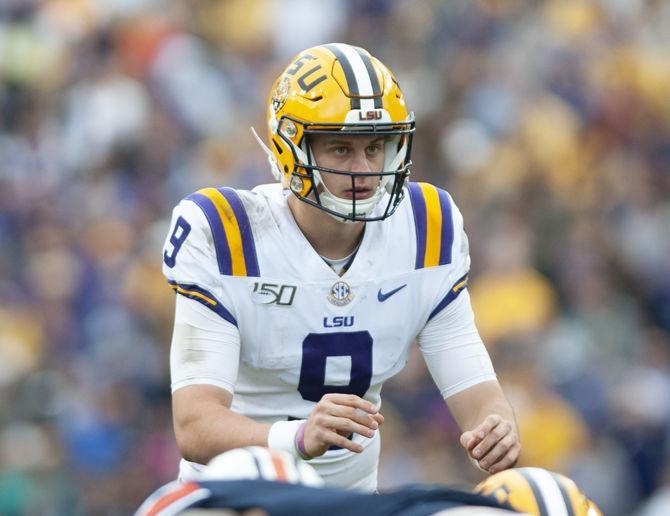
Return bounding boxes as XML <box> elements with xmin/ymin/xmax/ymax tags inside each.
<box><xmin>1</xmin><ymin>0</ymin><xmax>669</xmax><ymax>514</ymax></box>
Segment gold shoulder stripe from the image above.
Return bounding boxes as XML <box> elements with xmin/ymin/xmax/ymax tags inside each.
<box><xmin>198</xmin><ymin>187</ymin><xmax>247</xmax><ymax>277</ymax></box>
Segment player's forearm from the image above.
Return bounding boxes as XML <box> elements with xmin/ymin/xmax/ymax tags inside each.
<box><xmin>470</xmin><ymin>396</ymin><xmax>516</xmax><ymax>433</ymax></box>
<box><xmin>173</xmin><ymin>386</ymin><xmax>272</xmax><ymax>465</ymax></box>
<box><xmin>449</xmin><ymin>380</ymin><xmax>521</xmax><ymax>473</ymax></box>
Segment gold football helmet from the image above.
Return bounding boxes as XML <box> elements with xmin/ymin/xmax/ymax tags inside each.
<box><xmin>254</xmin><ymin>43</ymin><xmax>415</xmax><ymax>221</ymax></box>
<box><xmin>475</xmin><ymin>467</ymin><xmax>602</xmax><ymax>516</ymax></box>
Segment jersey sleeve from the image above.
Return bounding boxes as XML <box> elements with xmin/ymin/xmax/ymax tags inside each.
<box><xmin>162</xmin><ymin>187</ymin><xmax>261</xmax><ymax>326</ymax></box>
<box><xmin>427</xmin><ymin>195</ymin><xmax>471</xmax><ymax>321</ymax></box>
<box><xmin>170</xmin><ymin>294</ymin><xmax>241</xmax><ymax>393</ymax></box>
<box><xmin>162</xmin><ymin>188</ymin><xmax>260</xmax><ymax>392</ymax></box>
<box><xmin>407</xmin><ymin>182</ymin><xmax>471</xmax><ymax>320</ymax></box>
<box><xmin>408</xmin><ymin>184</ymin><xmax>496</xmax><ymax>398</ymax></box>
<box><xmin>417</xmin><ymin>290</ymin><xmax>496</xmax><ymax>399</ymax></box>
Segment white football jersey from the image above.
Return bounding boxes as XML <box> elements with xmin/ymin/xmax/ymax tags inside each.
<box><xmin>162</xmin><ymin>182</ymin><xmax>485</xmax><ymax>489</ymax></box>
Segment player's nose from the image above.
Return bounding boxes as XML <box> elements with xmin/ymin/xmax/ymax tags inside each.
<box><xmin>350</xmin><ymin>148</ymin><xmax>373</xmax><ymax>173</ymax></box>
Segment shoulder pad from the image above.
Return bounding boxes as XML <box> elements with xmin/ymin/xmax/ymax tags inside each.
<box><xmin>186</xmin><ymin>187</ymin><xmax>260</xmax><ymax>277</ymax></box>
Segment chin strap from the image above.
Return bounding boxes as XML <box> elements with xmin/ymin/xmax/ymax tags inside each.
<box><xmin>250</xmin><ymin>126</ymin><xmax>282</xmax><ymax>181</ymax></box>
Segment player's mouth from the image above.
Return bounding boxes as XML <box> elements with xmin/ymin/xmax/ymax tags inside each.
<box><xmin>343</xmin><ymin>187</ymin><xmax>374</xmax><ymax>200</ymax></box>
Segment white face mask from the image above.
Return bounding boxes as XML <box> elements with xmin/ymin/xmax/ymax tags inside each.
<box><xmin>297</xmin><ymin>132</ymin><xmax>411</xmax><ymax>222</ymax></box>
<box><xmin>252</xmin><ymin>112</ymin><xmax>415</xmax><ymax>222</ymax></box>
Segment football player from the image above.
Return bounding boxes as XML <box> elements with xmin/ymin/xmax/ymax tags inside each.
<box><xmin>163</xmin><ymin>43</ymin><xmax>520</xmax><ymax>490</ymax></box>
<box><xmin>136</xmin><ymin>447</ymin><xmax>524</xmax><ymax>516</ymax></box>
<box><xmin>475</xmin><ymin>467</ymin><xmax>603</xmax><ymax>516</ymax></box>
<box><xmin>137</xmin><ymin>449</ymin><xmax>603</xmax><ymax>516</ymax></box>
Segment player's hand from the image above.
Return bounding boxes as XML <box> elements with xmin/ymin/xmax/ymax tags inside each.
<box><xmin>459</xmin><ymin>414</ymin><xmax>520</xmax><ymax>474</ymax></box>
<box><xmin>302</xmin><ymin>393</ymin><xmax>384</xmax><ymax>458</ymax></box>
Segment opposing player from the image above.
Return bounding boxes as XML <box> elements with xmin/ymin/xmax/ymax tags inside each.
<box><xmin>136</xmin><ymin>447</ymin><xmax>524</xmax><ymax>516</ymax></box>
<box><xmin>137</xmin><ymin>449</ymin><xmax>603</xmax><ymax>516</ymax></box>
<box><xmin>475</xmin><ymin>467</ymin><xmax>603</xmax><ymax>516</ymax></box>
<box><xmin>162</xmin><ymin>43</ymin><xmax>520</xmax><ymax>490</ymax></box>
<box><xmin>138</xmin><ymin>448</ymin><xmax>603</xmax><ymax>516</ymax></box>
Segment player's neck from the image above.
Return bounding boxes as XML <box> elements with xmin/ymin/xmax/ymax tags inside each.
<box><xmin>288</xmin><ymin>195</ymin><xmax>365</xmax><ymax>260</ymax></box>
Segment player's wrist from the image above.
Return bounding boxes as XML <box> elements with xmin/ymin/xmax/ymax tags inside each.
<box><xmin>294</xmin><ymin>421</ymin><xmax>312</xmax><ymax>460</ymax></box>
<box><xmin>268</xmin><ymin>420</ymin><xmax>311</xmax><ymax>460</ymax></box>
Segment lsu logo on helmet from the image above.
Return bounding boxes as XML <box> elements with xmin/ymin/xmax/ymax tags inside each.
<box><xmin>253</xmin><ymin>43</ymin><xmax>415</xmax><ymax>222</ymax></box>
<box><xmin>475</xmin><ymin>467</ymin><xmax>602</xmax><ymax>516</ymax></box>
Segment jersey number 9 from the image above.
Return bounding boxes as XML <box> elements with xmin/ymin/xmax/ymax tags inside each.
<box><xmin>164</xmin><ymin>216</ymin><xmax>192</xmax><ymax>268</ymax></box>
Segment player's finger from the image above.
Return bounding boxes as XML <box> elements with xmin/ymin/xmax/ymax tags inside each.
<box><xmin>486</xmin><ymin>442</ymin><xmax>521</xmax><ymax>474</ymax></box>
<box><xmin>372</xmin><ymin>412</ymin><xmax>384</xmax><ymax>426</ymax></box>
<box><xmin>303</xmin><ymin>425</ymin><xmax>364</xmax><ymax>456</ymax></box>
<box><xmin>461</xmin><ymin>415</ymin><xmax>502</xmax><ymax>451</ymax></box>
<box><xmin>328</xmin><ymin>405</ymin><xmax>380</xmax><ymax>430</ymax></box>
<box><xmin>476</xmin><ymin>432</ymin><xmax>517</xmax><ymax>470</ymax></box>
<box><xmin>470</xmin><ymin>414</ymin><xmax>502</xmax><ymax>440</ymax></box>
<box><xmin>459</xmin><ymin>430</ymin><xmax>478</xmax><ymax>450</ymax></box>
<box><xmin>321</xmin><ymin>393</ymin><xmax>378</xmax><ymax>414</ymax></box>
<box><xmin>319</xmin><ymin>414</ymin><xmax>377</xmax><ymax>439</ymax></box>
<box><xmin>321</xmin><ymin>428</ymin><xmax>365</xmax><ymax>454</ymax></box>
<box><xmin>470</xmin><ymin>419</ymin><xmax>510</xmax><ymax>460</ymax></box>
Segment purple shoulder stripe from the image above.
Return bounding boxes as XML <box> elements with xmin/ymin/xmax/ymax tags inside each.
<box><xmin>186</xmin><ymin>192</ymin><xmax>233</xmax><ymax>276</ymax></box>
<box><xmin>437</xmin><ymin>187</ymin><xmax>453</xmax><ymax>266</ymax></box>
<box><xmin>217</xmin><ymin>188</ymin><xmax>260</xmax><ymax>277</ymax></box>
<box><xmin>407</xmin><ymin>182</ymin><xmax>427</xmax><ymax>269</ymax></box>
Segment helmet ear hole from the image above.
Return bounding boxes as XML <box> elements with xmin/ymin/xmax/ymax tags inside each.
<box><xmin>283</xmin><ymin>165</ymin><xmax>289</xmax><ymax>173</ymax></box>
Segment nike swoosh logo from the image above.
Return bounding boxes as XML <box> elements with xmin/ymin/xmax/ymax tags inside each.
<box><xmin>377</xmin><ymin>284</ymin><xmax>407</xmax><ymax>302</ymax></box>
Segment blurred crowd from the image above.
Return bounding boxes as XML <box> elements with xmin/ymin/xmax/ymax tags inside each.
<box><xmin>1</xmin><ymin>0</ymin><xmax>669</xmax><ymax>514</ymax></box>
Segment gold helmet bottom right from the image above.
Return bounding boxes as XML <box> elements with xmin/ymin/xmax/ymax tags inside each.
<box><xmin>475</xmin><ymin>467</ymin><xmax>603</xmax><ymax>516</ymax></box>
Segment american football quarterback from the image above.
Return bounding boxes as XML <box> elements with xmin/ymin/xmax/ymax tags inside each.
<box><xmin>162</xmin><ymin>43</ymin><xmax>520</xmax><ymax>490</ymax></box>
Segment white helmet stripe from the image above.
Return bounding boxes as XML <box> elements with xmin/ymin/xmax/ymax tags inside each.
<box><xmin>331</xmin><ymin>43</ymin><xmax>376</xmax><ymax>112</ymax></box>
<box><xmin>550</xmin><ymin>471</ymin><xmax>577</xmax><ymax>516</ymax></box>
<box><xmin>248</xmin><ymin>446</ymin><xmax>301</xmax><ymax>484</ymax></box>
<box><xmin>249</xmin><ymin>446</ymin><xmax>281</xmax><ymax>481</ymax></box>
<box><xmin>526</xmin><ymin>467</ymin><xmax>570</xmax><ymax>516</ymax></box>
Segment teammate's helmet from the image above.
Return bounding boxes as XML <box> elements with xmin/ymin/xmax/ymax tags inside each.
<box><xmin>475</xmin><ymin>467</ymin><xmax>602</xmax><ymax>516</ymax></box>
<box><xmin>262</xmin><ymin>43</ymin><xmax>415</xmax><ymax>222</ymax></box>
<box><xmin>200</xmin><ymin>446</ymin><xmax>324</xmax><ymax>487</ymax></box>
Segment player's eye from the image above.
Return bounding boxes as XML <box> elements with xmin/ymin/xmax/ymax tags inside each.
<box><xmin>366</xmin><ymin>144</ymin><xmax>383</xmax><ymax>155</ymax></box>
<box><xmin>333</xmin><ymin>146</ymin><xmax>349</xmax><ymax>156</ymax></box>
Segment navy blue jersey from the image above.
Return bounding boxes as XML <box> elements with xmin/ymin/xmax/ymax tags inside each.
<box><xmin>137</xmin><ymin>479</ymin><xmax>519</xmax><ymax>516</ymax></box>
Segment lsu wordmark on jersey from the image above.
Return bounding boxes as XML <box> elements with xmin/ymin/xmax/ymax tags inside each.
<box><xmin>162</xmin><ymin>180</ymin><xmax>492</xmax><ymax>489</ymax></box>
